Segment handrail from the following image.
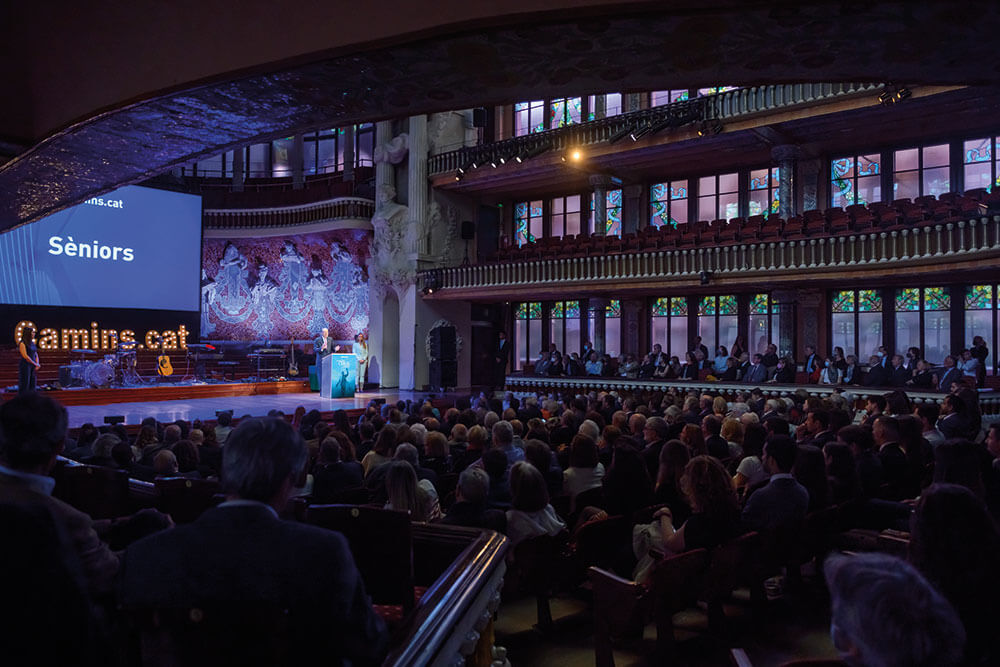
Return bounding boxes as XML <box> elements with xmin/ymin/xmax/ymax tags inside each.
<box><xmin>424</xmin><ymin>214</ymin><xmax>1000</xmax><ymax>292</ymax></box>
<box><xmin>429</xmin><ymin>83</ymin><xmax>880</xmax><ymax>174</ymax></box>
<box><xmin>503</xmin><ymin>374</ymin><xmax>1000</xmax><ymax>416</ymax></box>
<box><xmin>383</xmin><ymin>524</ymin><xmax>508</xmax><ymax>667</ymax></box>
<box><xmin>203</xmin><ymin>196</ymin><xmax>374</xmax><ymax>229</ymax></box>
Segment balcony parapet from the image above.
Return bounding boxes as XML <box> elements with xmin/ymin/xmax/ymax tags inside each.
<box><xmin>203</xmin><ymin>196</ymin><xmax>374</xmax><ymax>230</ymax></box>
<box><xmin>424</xmin><ymin>214</ymin><xmax>1000</xmax><ymax>294</ymax></box>
<box><xmin>429</xmin><ymin>83</ymin><xmax>881</xmax><ymax>175</ymax></box>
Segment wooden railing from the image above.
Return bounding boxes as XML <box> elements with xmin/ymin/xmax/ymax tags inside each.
<box><xmin>426</xmin><ymin>214</ymin><xmax>1000</xmax><ymax>292</ymax></box>
<box><xmin>203</xmin><ymin>196</ymin><xmax>374</xmax><ymax>229</ymax></box>
<box><xmin>428</xmin><ymin>83</ymin><xmax>881</xmax><ymax>174</ymax></box>
<box><xmin>504</xmin><ymin>374</ymin><xmax>1000</xmax><ymax>419</ymax></box>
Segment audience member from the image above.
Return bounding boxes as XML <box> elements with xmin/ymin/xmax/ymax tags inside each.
<box><xmin>505</xmin><ymin>461</ymin><xmax>566</xmax><ymax>550</ymax></box>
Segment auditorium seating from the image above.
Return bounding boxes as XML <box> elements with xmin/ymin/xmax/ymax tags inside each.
<box><xmin>490</xmin><ymin>188</ymin><xmax>997</xmax><ymax>263</ymax></box>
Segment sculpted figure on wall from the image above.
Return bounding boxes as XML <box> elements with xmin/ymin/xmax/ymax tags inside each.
<box><xmin>373</xmin><ymin>133</ymin><xmax>409</xmax><ymax>165</ymax></box>
<box><xmin>370</xmin><ymin>183</ymin><xmax>415</xmax><ymax>290</ymax></box>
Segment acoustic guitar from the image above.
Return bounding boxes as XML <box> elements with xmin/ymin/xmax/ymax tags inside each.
<box><xmin>288</xmin><ymin>339</ymin><xmax>298</xmax><ymax>376</ymax></box>
<box><xmin>157</xmin><ymin>337</ymin><xmax>174</xmax><ymax>376</ymax></box>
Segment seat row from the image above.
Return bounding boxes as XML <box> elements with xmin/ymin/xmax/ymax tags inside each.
<box><xmin>495</xmin><ymin>188</ymin><xmax>1000</xmax><ymax>262</ymax></box>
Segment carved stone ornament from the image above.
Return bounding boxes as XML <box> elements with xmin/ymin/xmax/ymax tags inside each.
<box><xmin>421</xmin><ymin>200</ymin><xmax>458</xmax><ymax>262</ymax></box>
<box><xmin>369</xmin><ymin>183</ymin><xmax>415</xmax><ymax>289</ymax></box>
<box><xmin>373</xmin><ymin>133</ymin><xmax>409</xmax><ymax>165</ymax></box>
<box><xmin>425</xmin><ymin>320</ymin><xmax>463</xmax><ymax>361</ymax></box>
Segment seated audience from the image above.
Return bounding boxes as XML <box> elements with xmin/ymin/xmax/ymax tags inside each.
<box><xmin>80</xmin><ymin>433</ymin><xmax>119</xmax><ymax>468</ymax></box>
<box><xmin>601</xmin><ymin>444</ymin><xmax>653</xmax><ymax>518</ymax></box>
<box><xmin>439</xmin><ymin>467</ymin><xmax>506</xmax><ymax>532</ymax></box>
<box><xmin>793</xmin><ymin>444</ymin><xmax>831</xmax><ymax>512</ymax></box>
<box><xmin>361</xmin><ymin>427</ymin><xmax>394</xmax><ymax>476</ymax></box>
<box><xmin>563</xmin><ymin>434</ymin><xmax>605</xmax><ymax>504</ymax></box>
<box><xmin>733</xmin><ymin>424</ymin><xmax>769</xmax><ymax>499</ymax></box>
<box><xmin>824</xmin><ymin>552</ymin><xmax>965</xmax><ymax>667</ymax></box>
<box><xmin>908</xmin><ymin>483</ymin><xmax>1000</xmax><ymax>665</ymax></box>
<box><xmin>823</xmin><ymin>442</ymin><xmax>861</xmax><ymax>504</ymax></box>
<box><xmin>384</xmin><ymin>459</ymin><xmax>440</xmax><ymax>522</ymax></box>
<box><xmin>505</xmin><ymin>461</ymin><xmax>566</xmax><ymax>550</ymax></box>
<box><xmin>119</xmin><ymin>417</ymin><xmax>388</xmax><ymax>664</ymax></box>
<box><xmin>742</xmin><ymin>435</ymin><xmax>809</xmax><ymax>532</ymax></box>
<box><xmin>311</xmin><ymin>437</ymin><xmax>365</xmax><ymax>503</ymax></box>
<box><xmin>653</xmin><ymin>440</ymin><xmax>692</xmax><ymax>525</ymax></box>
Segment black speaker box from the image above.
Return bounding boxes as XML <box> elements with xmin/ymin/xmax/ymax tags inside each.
<box><xmin>430</xmin><ymin>360</ymin><xmax>458</xmax><ymax>388</ymax></box>
<box><xmin>472</xmin><ymin>108</ymin><xmax>487</xmax><ymax>127</ymax></box>
<box><xmin>461</xmin><ymin>220</ymin><xmax>475</xmax><ymax>240</ymax></box>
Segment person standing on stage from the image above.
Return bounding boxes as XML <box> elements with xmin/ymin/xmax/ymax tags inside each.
<box><xmin>17</xmin><ymin>327</ymin><xmax>40</xmax><ymax>395</ymax></box>
<box><xmin>353</xmin><ymin>333</ymin><xmax>369</xmax><ymax>386</ymax></box>
<box><xmin>314</xmin><ymin>327</ymin><xmax>332</xmax><ymax>359</ymax></box>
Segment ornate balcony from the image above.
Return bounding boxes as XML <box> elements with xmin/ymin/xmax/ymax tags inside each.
<box><xmin>429</xmin><ymin>83</ymin><xmax>882</xmax><ymax>175</ymax></box>
<box><xmin>423</xmin><ymin>213</ymin><xmax>1000</xmax><ymax>299</ymax></box>
<box><xmin>203</xmin><ymin>196</ymin><xmax>374</xmax><ymax>230</ymax></box>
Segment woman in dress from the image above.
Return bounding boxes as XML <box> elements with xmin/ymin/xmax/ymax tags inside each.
<box><xmin>17</xmin><ymin>327</ymin><xmax>40</xmax><ymax>395</ymax></box>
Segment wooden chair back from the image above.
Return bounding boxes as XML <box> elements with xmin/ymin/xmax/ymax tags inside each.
<box><xmin>153</xmin><ymin>478</ymin><xmax>222</xmax><ymax>524</ymax></box>
<box><xmin>52</xmin><ymin>464</ymin><xmax>131</xmax><ymax>519</ymax></box>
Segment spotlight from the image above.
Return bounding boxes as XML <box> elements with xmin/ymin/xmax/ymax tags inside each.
<box><xmin>489</xmin><ymin>157</ymin><xmax>498</xmax><ymax>168</ymax></box>
<box><xmin>561</xmin><ymin>149</ymin><xmax>583</xmax><ymax>163</ymax></box>
<box><xmin>513</xmin><ymin>154</ymin><xmax>523</xmax><ymax>163</ymax></box>
<box><xmin>877</xmin><ymin>90</ymin><xmax>894</xmax><ymax>106</ymax></box>
<box><xmin>895</xmin><ymin>87</ymin><xmax>911</xmax><ymax>101</ymax></box>
<box><xmin>456</xmin><ymin>166</ymin><xmax>465</xmax><ymax>175</ymax></box>
<box><xmin>522</xmin><ymin>141</ymin><xmax>553</xmax><ymax>160</ymax></box>
<box><xmin>608</xmin><ymin>125</ymin><xmax>634</xmax><ymax>144</ymax></box>
<box><xmin>697</xmin><ymin>120</ymin><xmax>723</xmax><ymax>137</ymax></box>
<box><xmin>498</xmin><ymin>155</ymin><xmax>506</xmax><ymax>165</ymax></box>
<box><xmin>469</xmin><ymin>160</ymin><xmax>479</xmax><ymax>169</ymax></box>
<box><xmin>454</xmin><ymin>170</ymin><xmax>463</xmax><ymax>182</ymax></box>
<box><xmin>629</xmin><ymin>123</ymin><xmax>652</xmax><ymax>141</ymax></box>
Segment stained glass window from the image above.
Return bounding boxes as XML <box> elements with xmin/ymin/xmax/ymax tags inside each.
<box><xmin>718</xmin><ymin>295</ymin><xmax>737</xmax><ymax>315</ymax></box>
<box><xmin>896</xmin><ymin>288</ymin><xmax>920</xmax><ymax>311</ymax></box>
<box><xmin>749</xmin><ymin>167</ymin><xmax>782</xmax><ymax>217</ymax></box>
<box><xmin>749</xmin><ymin>293</ymin><xmax>783</xmax><ymax>356</ymax></box>
<box><xmin>966</xmin><ymin>285</ymin><xmax>994</xmax><ymax>310</ymax></box>
<box><xmin>831</xmin><ymin>153</ymin><xmax>881</xmax><ymax>208</ymax></box>
<box><xmin>514</xmin><ymin>101</ymin><xmax>546</xmax><ymax>136</ymax></box>
<box><xmin>858</xmin><ymin>290</ymin><xmax>882</xmax><ymax>312</ymax></box>
<box><xmin>893</xmin><ymin>144</ymin><xmax>950</xmax><ymax>200</ymax></box>
<box><xmin>964</xmin><ymin>137</ymin><xmax>1000</xmax><ymax>192</ymax></box>
<box><xmin>651</xmin><ymin>297</ymin><xmax>689</xmax><ymax>356</ymax></box>
<box><xmin>650</xmin><ymin>89</ymin><xmax>690</xmax><ymax>107</ymax></box>
<box><xmin>832</xmin><ymin>289</ymin><xmax>883</xmax><ymax>360</ymax></box>
<box><xmin>832</xmin><ymin>290</ymin><xmax>856</xmax><ymax>313</ymax></box>
<box><xmin>750</xmin><ymin>293</ymin><xmax>769</xmax><ymax>315</ymax></box>
<box><xmin>650</xmin><ymin>180</ymin><xmax>689</xmax><ymax>228</ymax></box>
<box><xmin>697</xmin><ymin>86</ymin><xmax>737</xmax><ymax>97</ymax></box>
<box><xmin>515</xmin><ymin>303</ymin><xmax>528</xmax><ymax>319</ymax></box>
<box><xmin>514</xmin><ymin>200</ymin><xmax>543</xmax><ymax>247</ymax></box>
<box><xmin>550</xmin><ymin>97</ymin><xmax>584</xmax><ymax>128</ymax></box>
<box><xmin>923</xmin><ymin>287</ymin><xmax>950</xmax><ymax>311</ymax></box>
<box><xmin>699</xmin><ymin>296</ymin><xmax>717</xmax><ymax>316</ymax></box>
<box><xmin>550</xmin><ymin>195</ymin><xmax>583</xmax><ymax>239</ymax></box>
<box><xmin>698</xmin><ymin>173</ymin><xmax>740</xmax><ymax>222</ymax></box>
<box><xmin>606</xmin><ymin>189</ymin><xmax>623</xmax><ymax>237</ymax></box>
<box><xmin>550</xmin><ymin>301</ymin><xmax>581</xmax><ymax>358</ymax></box>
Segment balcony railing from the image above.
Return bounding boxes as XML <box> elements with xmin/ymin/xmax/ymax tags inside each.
<box><xmin>504</xmin><ymin>375</ymin><xmax>1000</xmax><ymax>418</ymax></box>
<box><xmin>203</xmin><ymin>196</ymin><xmax>374</xmax><ymax>229</ymax></box>
<box><xmin>429</xmin><ymin>83</ymin><xmax>881</xmax><ymax>175</ymax></box>
<box><xmin>425</xmin><ymin>214</ymin><xmax>1000</xmax><ymax>292</ymax></box>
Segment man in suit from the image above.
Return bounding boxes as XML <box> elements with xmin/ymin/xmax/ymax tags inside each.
<box><xmin>693</xmin><ymin>336</ymin><xmax>710</xmax><ymax>368</ymax></box>
<box><xmin>742</xmin><ymin>434</ymin><xmax>810</xmax><ymax>532</ymax></box>
<box><xmin>744</xmin><ymin>353</ymin><xmax>768</xmax><ymax>384</ymax></box>
<box><xmin>936</xmin><ymin>393</ymin><xmax>968</xmax><ymax>440</ymax></box>
<box><xmin>802</xmin><ymin>345</ymin><xmax>820</xmax><ymax>382</ymax></box>
<box><xmin>640</xmin><ymin>417</ymin><xmax>671</xmax><ymax>480</ymax></box>
<box><xmin>649</xmin><ymin>343</ymin><xmax>668</xmax><ymax>367</ymax></box>
<box><xmin>863</xmin><ymin>354</ymin><xmax>889</xmax><ymax>387</ymax></box>
<box><xmin>702</xmin><ymin>415</ymin><xmax>730</xmax><ymax>460</ymax></box>
<box><xmin>935</xmin><ymin>355</ymin><xmax>961</xmax><ymax>392</ymax></box>
<box><xmin>872</xmin><ymin>416</ymin><xmax>909</xmax><ymax>499</ymax></box>
<box><xmin>841</xmin><ymin>355</ymin><xmax>860</xmax><ymax>385</ymax></box>
<box><xmin>797</xmin><ymin>409</ymin><xmax>836</xmax><ymax>448</ymax></box>
<box><xmin>888</xmin><ymin>354</ymin><xmax>911</xmax><ymax>387</ymax></box>
<box><xmin>314</xmin><ymin>327</ymin><xmax>332</xmax><ymax>358</ymax></box>
<box><xmin>494</xmin><ymin>331</ymin><xmax>512</xmax><ymax>388</ymax></box>
<box><xmin>119</xmin><ymin>417</ymin><xmax>387</xmax><ymax>665</ymax></box>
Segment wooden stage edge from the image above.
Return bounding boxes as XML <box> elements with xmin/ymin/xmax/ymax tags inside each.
<box><xmin>0</xmin><ymin>380</ymin><xmax>312</xmax><ymax>407</ymax></box>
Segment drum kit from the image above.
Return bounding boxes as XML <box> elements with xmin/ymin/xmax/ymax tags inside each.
<box><xmin>66</xmin><ymin>340</ymin><xmax>140</xmax><ymax>387</ymax></box>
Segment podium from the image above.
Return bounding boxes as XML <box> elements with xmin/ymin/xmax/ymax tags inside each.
<box><xmin>319</xmin><ymin>353</ymin><xmax>358</xmax><ymax>398</ymax></box>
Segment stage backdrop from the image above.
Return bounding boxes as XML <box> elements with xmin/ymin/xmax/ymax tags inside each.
<box><xmin>201</xmin><ymin>229</ymin><xmax>370</xmax><ymax>342</ymax></box>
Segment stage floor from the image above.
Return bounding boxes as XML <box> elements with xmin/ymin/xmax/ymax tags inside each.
<box><xmin>64</xmin><ymin>389</ymin><xmax>433</xmax><ymax>428</ymax></box>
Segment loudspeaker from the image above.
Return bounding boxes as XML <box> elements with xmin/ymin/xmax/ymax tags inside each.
<box><xmin>429</xmin><ymin>327</ymin><xmax>457</xmax><ymax>360</ymax></box>
<box><xmin>472</xmin><ymin>108</ymin><xmax>487</xmax><ymax>128</ymax></box>
<box><xmin>430</xmin><ymin>360</ymin><xmax>458</xmax><ymax>388</ymax></box>
<box><xmin>461</xmin><ymin>220</ymin><xmax>475</xmax><ymax>240</ymax></box>
<box><xmin>59</xmin><ymin>365</ymin><xmax>74</xmax><ymax>387</ymax></box>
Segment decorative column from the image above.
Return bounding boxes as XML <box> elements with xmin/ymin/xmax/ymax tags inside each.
<box><xmin>231</xmin><ymin>147</ymin><xmax>244</xmax><ymax>192</ymax></box>
<box><xmin>771</xmin><ymin>145</ymin><xmax>800</xmax><ymax>220</ymax></box>
<box><xmin>399</xmin><ymin>115</ymin><xmax>428</xmax><ymax>390</ymax></box>
<box><xmin>590</xmin><ymin>174</ymin><xmax>614</xmax><ymax>236</ymax></box>
<box><xmin>343</xmin><ymin>124</ymin><xmax>356</xmax><ymax>182</ymax></box>
<box><xmin>799</xmin><ymin>158</ymin><xmax>822</xmax><ymax>214</ymax></box>
<box><xmin>622</xmin><ymin>184</ymin><xmax>643</xmax><ymax>235</ymax></box>
<box><xmin>291</xmin><ymin>134</ymin><xmax>304</xmax><ymax>189</ymax></box>
<box><xmin>622</xmin><ymin>299</ymin><xmax>643</xmax><ymax>356</ymax></box>
<box><xmin>375</xmin><ymin>121</ymin><xmax>395</xmax><ymax>192</ymax></box>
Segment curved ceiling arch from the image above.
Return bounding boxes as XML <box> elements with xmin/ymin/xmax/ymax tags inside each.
<box><xmin>2</xmin><ymin>0</ymin><xmax>998</xmax><ymax>232</ymax></box>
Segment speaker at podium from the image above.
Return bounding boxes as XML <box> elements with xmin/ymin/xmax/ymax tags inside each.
<box><xmin>319</xmin><ymin>353</ymin><xmax>358</xmax><ymax>398</ymax></box>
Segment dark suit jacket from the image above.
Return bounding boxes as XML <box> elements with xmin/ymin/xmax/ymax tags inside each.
<box><xmin>936</xmin><ymin>413</ymin><xmax>967</xmax><ymax>440</ymax></box>
<box><xmin>706</xmin><ymin>435</ymin><xmax>730</xmax><ymax>460</ymax></box>
<box><xmin>889</xmin><ymin>365</ymin><xmax>911</xmax><ymax>387</ymax></box>
<box><xmin>311</xmin><ymin>462</ymin><xmax>365</xmax><ymax>503</ymax></box>
<box><xmin>744</xmin><ymin>364</ymin><xmax>768</xmax><ymax>384</ymax></box>
<box><xmin>877</xmin><ymin>442</ymin><xmax>909</xmax><ymax>498</ymax></box>
<box><xmin>863</xmin><ymin>365</ymin><xmax>889</xmax><ymax>387</ymax></box>
<box><xmin>679</xmin><ymin>363</ymin><xmax>698</xmax><ymax>379</ymax></box>
<box><xmin>841</xmin><ymin>365</ymin><xmax>859</xmax><ymax>385</ymax></box>
<box><xmin>936</xmin><ymin>367</ymin><xmax>961</xmax><ymax>391</ymax></box>
<box><xmin>741</xmin><ymin>475</ymin><xmax>810</xmax><ymax>532</ymax></box>
<box><xmin>774</xmin><ymin>366</ymin><xmax>796</xmax><ymax>383</ymax></box>
<box><xmin>119</xmin><ymin>504</ymin><xmax>387</xmax><ymax>665</ymax></box>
